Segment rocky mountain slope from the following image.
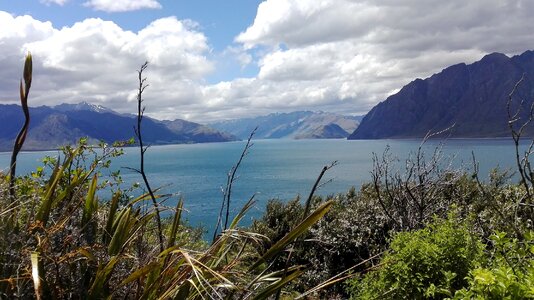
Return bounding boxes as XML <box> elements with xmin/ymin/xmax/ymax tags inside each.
<box><xmin>0</xmin><ymin>102</ymin><xmax>236</xmax><ymax>151</ymax></box>
<box><xmin>349</xmin><ymin>50</ymin><xmax>534</xmax><ymax>139</ymax></box>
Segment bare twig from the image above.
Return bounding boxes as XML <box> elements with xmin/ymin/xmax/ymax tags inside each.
<box><xmin>471</xmin><ymin>151</ymin><xmax>524</xmax><ymax>238</ymax></box>
<box><xmin>372</xmin><ymin>149</ymin><xmax>400</xmax><ymax>228</ymax></box>
<box><xmin>303</xmin><ymin>161</ymin><xmax>337</xmax><ymax>218</ymax></box>
<box><xmin>134</xmin><ymin>61</ymin><xmax>164</xmax><ymax>252</ymax></box>
<box><xmin>370</xmin><ymin>125</ymin><xmax>459</xmax><ymax>231</ymax></box>
<box><xmin>213</xmin><ymin>127</ymin><xmax>257</xmax><ymax>242</ymax></box>
<box><xmin>506</xmin><ymin>74</ymin><xmax>533</xmax><ymax>199</ymax></box>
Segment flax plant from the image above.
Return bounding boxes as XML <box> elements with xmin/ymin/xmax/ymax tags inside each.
<box><xmin>9</xmin><ymin>52</ymin><xmax>32</xmax><ymax>200</ymax></box>
<box><xmin>0</xmin><ymin>142</ymin><xmax>333</xmax><ymax>298</ymax></box>
<box><xmin>0</xmin><ymin>55</ymin><xmax>333</xmax><ymax>299</ymax></box>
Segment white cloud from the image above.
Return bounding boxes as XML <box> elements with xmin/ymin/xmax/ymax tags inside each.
<box><xmin>83</xmin><ymin>0</ymin><xmax>162</xmax><ymax>12</ymax></box>
<box><xmin>0</xmin><ymin>13</ymin><xmax>212</xmax><ymax>120</ymax></box>
<box><xmin>40</xmin><ymin>0</ymin><xmax>69</xmax><ymax>6</ymax></box>
<box><xmin>2</xmin><ymin>1</ymin><xmax>534</xmax><ymax>123</ymax></box>
<box><xmin>0</xmin><ymin>11</ymin><xmax>57</xmax><ymax>99</ymax></box>
<box><xmin>222</xmin><ymin>0</ymin><xmax>534</xmax><ymax>119</ymax></box>
<box><xmin>224</xmin><ymin>46</ymin><xmax>253</xmax><ymax>68</ymax></box>
<box><xmin>236</xmin><ymin>0</ymin><xmax>367</xmax><ymax>49</ymax></box>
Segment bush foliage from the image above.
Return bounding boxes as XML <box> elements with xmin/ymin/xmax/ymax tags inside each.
<box><xmin>347</xmin><ymin>213</ymin><xmax>485</xmax><ymax>299</ymax></box>
<box><xmin>251</xmin><ymin>151</ymin><xmax>533</xmax><ymax>298</ymax></box>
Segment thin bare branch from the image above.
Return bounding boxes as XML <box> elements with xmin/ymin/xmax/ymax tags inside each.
<box><xmin>213</xmin><ymin>127</ymin><xmax>257</xmax><ymax>243</ymax></box>
<box><xmin>133</xmin><ymin>61</ymin><xmax>164</xmax><ymax>253</ymax></box>
<box><xmin>303</xmin><ymin>161</ymin><xmax>337</xmax><ymax>218</ymax></box>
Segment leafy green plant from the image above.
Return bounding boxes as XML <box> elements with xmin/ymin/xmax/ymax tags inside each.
<box><xmin>251</xmin><ymin>186</ymin><xmax>388</xmax><ymax>297</ymax></box>
<box><xmin>452</xmin><ymin>230</ymin><xmax>534</xmax><ymax>299</ymax></box>
<box><xmin>0</xmin><ymin>139</ymin><xmax>334</xmax><ymax>299</ymax></box>
<box><xmin>347</xmin><ymin>213</ymin><xmax>485</xmax><ymax>299</ymax></box>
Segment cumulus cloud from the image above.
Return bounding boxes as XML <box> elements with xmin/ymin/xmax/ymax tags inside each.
<box><xmin>224</xmin><ymin>0</ymin><xmax>534</xmax><ymax>118</ymax></box>
<box><xmin>0</xmin><ymin>12</ymin><xmax>212</xmax><ymax>120</ymax></box>
<box><xmin>2</xmin><ymin>1</ymin><xmax>534</xmax><ymax>123</ymax></box>
<box><xmin>83</xmin><ymin>0</ymin><xmax>162</xmax><ymax>12</ymax></box>
<box><xmin>223</xmin><ymin>46</ymin><xmax>253</xmax><ymax>68</ymax></box>
<box><xmin>0</xmin><ymin>12</ymin><xmax>56</xmax><ymax>102</ymax></box>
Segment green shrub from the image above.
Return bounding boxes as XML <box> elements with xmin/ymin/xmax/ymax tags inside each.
<box><xmin>251</xmin><ymin>186</ymin><xmax>394</xmax><ymax>297</ymax></box>
<box><xmin>252</xmin><ymin>196</ymin><xmax>305</xmax><ymax>247</ymax></box>
<box><xmin>452</xmin><ymin>231</ymin><xmax>534</xmax><ymax>299</ymax></box>
<box><xmin>347</xmin><ymin>213</ymin><xmax>485</xmax><ymax>299</ymax></box>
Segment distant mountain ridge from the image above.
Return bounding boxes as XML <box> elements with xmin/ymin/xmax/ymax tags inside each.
<box><xmin>0</xmin><ymin>103</ymin><xmax>237</xmax><ymax>151</ymax></box>
<box><xmin>211</xmin><ymin>111</ymin><xmax>362</xmax><ymax>139</ymax></box>
<box><xmin>54</xmin><ymin>101</ymin><xmax>118</xmax><ymax>114</ymax></box>
<box><xmin>349</xmin><ymin>50</ymin><xmax>534</xmax><ymax>139</ymax></box>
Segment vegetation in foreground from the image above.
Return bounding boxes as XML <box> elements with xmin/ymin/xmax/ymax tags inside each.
<box><xmin>249</xmin><ymin>113</ymin><xmax>534</xmax><ymax>298</ymax></box>
<box><xmin>0</xmin><ymin>54</ymin><xmax>333</xmax><ymax>299</ymax></box>
<box><xmin>251</xmin><ymin>171</ymin><xmax>533</xmax><ymax>299</ymax></box>
<box><xmin>0</xmin><ymin>138</ymin><xmax>335</xmax><ymax>299</ymax></box>
<box><xmin>1</xmin><ymin>54</ymin><xmax>533</xmax><ymax>299</ymax></box>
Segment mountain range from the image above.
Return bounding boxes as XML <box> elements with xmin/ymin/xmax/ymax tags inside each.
<box><xmin>211</xmin><ymin>111</ymin><xmax>362</xmax><ymax>140</ymax></box>
<box><xmin>4</xmin><ymin>49</ymin><xmax>531</xmax><ymax>150</ymax></box>
<box><xmin>0</xmin><ymin>102</ymin><xmax>236</xmax><ymax>151</ymax></box>
<box><xmin>349</xmin><ymin>50</ymin><xmax>534</xmax><ymax>139</ymax></box>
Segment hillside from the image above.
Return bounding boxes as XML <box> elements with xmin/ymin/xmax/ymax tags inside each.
<box><xmin>349</xmin><ymin>50</ymin><xmax>534</xmax><ymax>139</ymax></box>
<box><xmin>0</xmin><ymin>102</ymin><xmax>237</xmax><ymax>151</ymax></box>
<box><xmin>211</xmin><ymin>111</ymin><xmax>362</xmax><ymax>139</ymax></box>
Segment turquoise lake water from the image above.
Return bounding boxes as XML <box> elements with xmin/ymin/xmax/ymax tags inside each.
<box><xmin>0</xmin><ymin>138</ymin><xmax>525</xmax><ymax>235</ymax></box>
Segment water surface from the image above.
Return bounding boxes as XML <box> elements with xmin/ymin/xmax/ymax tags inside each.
<box><xmin>0</xmin><ymin>138</ymin><xmax>523</xmax><ymax>234</ymax></box>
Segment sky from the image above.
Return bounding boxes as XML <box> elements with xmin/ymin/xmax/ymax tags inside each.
<box><xmin>0</xmin><ymin>0</ymin><xmax>534</xmax><ymax>123</ymax></box>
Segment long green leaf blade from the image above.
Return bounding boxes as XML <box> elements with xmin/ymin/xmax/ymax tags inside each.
<box><xmin>88</xmin><ymin>256</ymin><xmax>119</xmax><ymax>298</ymax></box>
<box><xmin>82</xmin><ymin>174</ymin><xmax>98</xmax><ymax>228</ymax></box>
<box><xmin>167</xmin><ymin>197</ymin><xmax>183</xmax><ymax>249</ymax></box>
<box><xmin>103</xmin><ymin>191</ymin><xmax>120</xmax><ymax>245</ymax></box>
<box><xmin>249</xmin><ymin>200</ymin><xmax>333</xmax><ymax>271</ymax></box>
<box><xmin>120</xmin><ymin>261</ymin><xmax>161</xmax><ymax>286</ymax></box>
<box><xmin>252</xmin><ymin>269</ymin><xmax>303</xmax><ymax>300</ymax></box>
